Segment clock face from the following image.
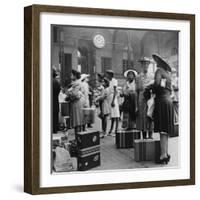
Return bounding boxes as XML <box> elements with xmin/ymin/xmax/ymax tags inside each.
<box><xmin>93</xmin><ymin>34</ymin><xmax>105</xmax><ymax>48</ymax></box>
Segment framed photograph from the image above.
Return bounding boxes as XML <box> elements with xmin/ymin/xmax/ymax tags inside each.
<box><xmin>24</xmin><ymin>4</ymin><xmax>195</xmax><ymax>194</ymax></box>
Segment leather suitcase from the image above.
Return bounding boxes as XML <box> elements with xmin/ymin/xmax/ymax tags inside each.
<box><xmin>77</xmin><ymin>130</ymin><xmax>100</xmax><ymax>150</ymax></box>
<box><xmin>78</xmin><ymin>149</ymin><xmax>101</xmax><ymax>171</ymax></box>
<box><xmin>134</xmin><ymin>139</ymin><xmax>160</xmax><ymax>162</ymax></box>
<box><xmin>116</xmin><ymin>130</ymin><xmax>141</xmax><ymax>149</ymax></box>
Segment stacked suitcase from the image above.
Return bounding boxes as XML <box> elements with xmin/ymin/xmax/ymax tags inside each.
<box><xmin>134</xmin><ymin>139</ymin><xmax>161</xmax><ymax>162</ymax></box>
<box><xmin>116</xmin><ymin>129</ymin><xmax>141</xmax><ymax>148</ymax></box>
<box><xmin>77</xmin><ymin>130</ymin><xmax>100</xmax><ymax>171</ymax></box>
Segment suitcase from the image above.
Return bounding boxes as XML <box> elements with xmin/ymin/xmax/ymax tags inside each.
<box><xmin>82</xmin><ymin>108</ymin><xmax>95</xmax><ymax>124</ymax></box>
<box><xmin>61</xmin><ymin>101</ymin><xmax>70</xmax><ymax>116</ymax></box>
<box><xmin>52</xmin><ymin>133</ymin><xmax>68</xmax><ymax>149</ymax></box>
<box><xmin>77</xmin><ymin>130</ymin><xmax>100</xmax><ymax>150</ymax></box>
<box><xmin>116</xmin><ymin>130</ymin><xmax>141</xmax><ymax>149</ymax></box>
<box><xmin>78</xmin><ymin>150</ymin><xmax>101</xmax><ymax>171</ymax></box>
<box><xmin>134</xmin><ymin>139</ymin><xmax>160</xmax><ymax>162</ymax></box>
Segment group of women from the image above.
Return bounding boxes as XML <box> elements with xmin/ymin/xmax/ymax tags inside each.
<box><xmin>53</xmin><ymin>54</ymin><xmax>178</xmax><ymax>165</ymax></box>
<box><xmin>95</xmin><ymin>55</ymin><xmax>178</xmax><ymax>165</ymax></box>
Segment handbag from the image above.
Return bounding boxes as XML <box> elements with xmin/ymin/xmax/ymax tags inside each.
<box><xmin>147</xmin><ymin>94</ymin><xmax>155</xmax><ymax>119</ymax></box>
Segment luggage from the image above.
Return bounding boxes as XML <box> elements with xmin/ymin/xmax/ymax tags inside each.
<box><xmin>61</xmin><ymin>101</ymin><xmax>70</xmax><ymax>116</ymax></box>
<box><xmin>68</xmin><ymin>139</ymin><xmax>79</xmax><ymax>157</ymax></box>
<box><xmin>52</xmin><ymin>133</ymin><xmax>68</xmax><ymax>149</ymax></box>
<box><xmin>53</xmin><ymin>146</ymin><xmax>74</xmax><ymax>172</ymax></box>
<box><xmin>77</xmin><ymin>130</ymin><xmax>100</xmax><ymax>149</ymax></box>
<box><xmin>134</xmin><ymin>139</ymin><xmax>160</xmax><ymax>162</ymax></box>
<box><xmin>82</xmin><ymin>108</ymin><xmax>95</xmax><ymax>124</ymax></box>
<box><xmin>78</xmin><ymin>149</ymin><xmax>100</xmax><ymax>171</ymax></box>
<box><xmin>77</xmin><ymin>130</ymin><xmax>101</xmax><ymax>171</ymax></box>
<box><xmin>116</xmin><ymin>130</ymin><xmax>141</xmax><ymax>149</ymax></box>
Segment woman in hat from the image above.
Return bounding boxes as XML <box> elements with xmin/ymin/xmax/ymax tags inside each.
<box><xmin>136</xmin><ymin>57</ymin><xmax>154</xmax><ymax>139</ymax></box>
<box><xmin>66</xmin><ymin>69</ymin><xmax>84</xmax><ymax>138</ymax></box>
<box><xmin>121</xmin><ymin>69</ymin><xmax>138</xmax><ymax>130</ymax></box>
<box><xmin>152</xmin><ymin>54</ymin><xmax>174</xmax><ymax>164</ymax></box>
<box><xmin>106</xmin><ymin>70</ymin><xmax>120</xmax><ymax>136</ymax></box>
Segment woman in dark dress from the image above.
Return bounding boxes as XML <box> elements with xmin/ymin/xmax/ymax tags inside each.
<box><xmin>53</xmin><ymin>69</ymin><xmax>61</xmax><ymax>133</ymax></box>
<box><xmin>152</xmin><ymin>54</ymin><xmax>174</xmax><ymax>164</ymax></box>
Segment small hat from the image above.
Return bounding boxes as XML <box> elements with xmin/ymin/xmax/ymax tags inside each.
<box><xmin>106</xmin><ymin>70</ymin><xmax>114</xmax><ymax>75</ymax></box>
<box><xmin>152</xmin><ymin>54</ymin><xmax>171</xmax><ymax>72</ymax></box>
<box><xmin>124</xmin><ymin>69</ymin><xmax>138</xmax><ymax>78</ymax></box>
<box><xmin>138</xmin><ymin>56</ymin><xmax>151</xmax><ymax>63</ymax></box>
<box><xmin>80</xmin><ymin>74</ymin><xmax>90</xmax><ymax>81</ymax></box>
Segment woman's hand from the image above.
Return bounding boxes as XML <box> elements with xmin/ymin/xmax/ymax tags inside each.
<box><xmin>111</xmin><ymin>102</ymin><xmax>115</xmax><ymax>107</ymax></box>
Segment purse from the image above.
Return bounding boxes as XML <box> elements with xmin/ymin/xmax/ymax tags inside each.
<box><xmin>147</xmin><ymin>94</ymin><xmax>155</xmax><ymax>119</ymax></box>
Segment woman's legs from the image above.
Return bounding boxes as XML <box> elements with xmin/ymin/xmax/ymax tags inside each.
<box><xmin>109</xmin><ymin>118</ymin><xmax>115</xmax><ymax>134</ymax></box>
<box><xmin>103</xmin><ymin>115</ymin><xmax>108</xmax><ymax>133</ymax></box>
<box><xmin>160</xmin><ymin>132</ymin><xmax>168</xmax><ymax>159</ymax></box>
<box><xmin>115</xmin><ymin>117</ymin><xmax>119</xmax><ymax>132</ymax></box>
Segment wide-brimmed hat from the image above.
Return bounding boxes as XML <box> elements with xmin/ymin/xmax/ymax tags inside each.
<box><xmin>152</xmin><ymin>54</ymin><xmax>171</xmax><ymax>72</ymax></box>
<box><xmin>138</xmin><ymin>56</ymin><xmax>151</xmax><ymax>63</ymax></box>
<box><xmin>80</xmin><ymin>74</ymin><xmax>90</xmax><ymax>81</ymax></box>
<box><xmin>124</xmin><ymin>69</ymin><xmax>138</xmax><ymax>78</ymax></box>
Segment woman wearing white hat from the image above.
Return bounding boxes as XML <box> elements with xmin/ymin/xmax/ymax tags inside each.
<box><xmin>121</xmin><ymin>69</ymin><xmax>138</xmax><ymax>130</ymax></box>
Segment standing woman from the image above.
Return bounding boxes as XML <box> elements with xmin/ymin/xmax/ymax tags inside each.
<box><xmin>136</xmin><ymin>57</ymin><xmax>154</xmax><ymax>139</ymax></box>
<box><xmin>66</xmin><ymin>69</ymin><xmax>84</xmax><ymax>139</ymax></box>
<box><xmin>152</xmin><ymin>54</ymin><xmax>174</xmax><ymax>164</ymax></box>
<box><xmin>121</xmin><ymin>69</ymin><xmax>138</xmax><ymax>130</ymax></box>
<box><xmin>96</xmin><ymin>78</ymin><xmax>110</xmax><ymax>138</ymax></box>
<box><xmin>53</xmin><ymin>69</ymin><xmax>61</xmax><ymax>133</ymax></box>
<box><xmin>106</xmin><ymin>70</ymin><xmax>120</xmax><ymax>136</ymax></box>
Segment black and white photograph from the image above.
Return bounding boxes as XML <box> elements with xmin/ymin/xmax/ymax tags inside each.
<box><xmin>51</xmin><ymin>25</ymin><xmax>179</xmax><ymax>173</ymax></box>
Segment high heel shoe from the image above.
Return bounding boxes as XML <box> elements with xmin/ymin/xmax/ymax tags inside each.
<box><xmin>157</xmin><ymin>157</ymin><xmax>169</xmax><ymax>164</ymax></box>
<box><xmin>167</xmin><ymin>154</ymin><xmax>171</xmax><ymax>162</ymax></box>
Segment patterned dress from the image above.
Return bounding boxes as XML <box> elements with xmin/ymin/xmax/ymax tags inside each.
<box><xmin>67</xmin><ymin>80</ymin><xmax>84</xmax><ymax>128</ymax></box>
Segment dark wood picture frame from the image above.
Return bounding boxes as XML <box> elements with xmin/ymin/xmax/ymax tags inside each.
<box><xmin>24</xmin><ymin>4</ymin><xmax>195</xmax><ymax>195</ymax></box>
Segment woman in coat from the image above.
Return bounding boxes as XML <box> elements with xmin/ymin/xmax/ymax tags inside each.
<box><xmin>152</xmin><ymin>54</ymin><xmax>174</xmax><ymax>164</ymax></box>
<box><xmin>66</xmin><ymin>69</ymin><xmax>84</xmax><ymax>138</ymax></box>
